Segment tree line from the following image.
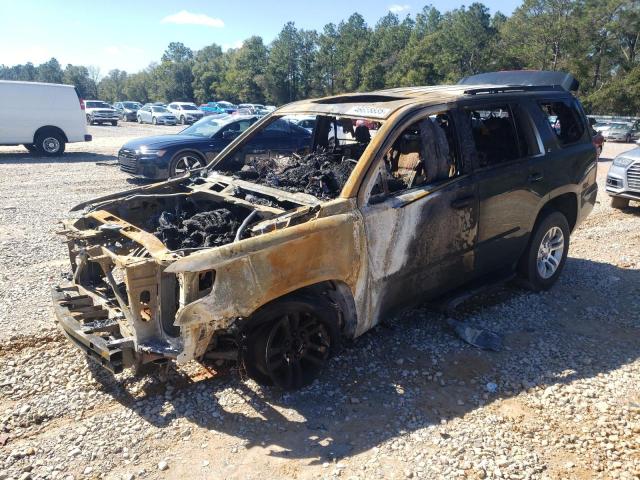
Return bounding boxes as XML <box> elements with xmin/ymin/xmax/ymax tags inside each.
<box><xmin>1</xmin><ymin>0</ymin><xmax>638</xmax><ymax>115</ymax></box>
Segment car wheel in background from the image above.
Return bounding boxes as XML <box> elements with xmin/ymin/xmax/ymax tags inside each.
<box><xmin>111</xmin><ymin>121</ymin><xmax>117</xmax><ymax>126</ymax></box>
<box><xmin>180</xmin><ymin>115</ymin><xmax>186</xmax><ymax>125</ymax></box>
<box><xmin>596</xmin><ymin>146</ymin><xmax>602</xmax><ymax>159</ymax></box>
<box><xmin>86</xmin><ymin>115</ymin><xmax>92</xmax><ymax>125</ymax></box>
<box><xmin>137</xmin><ymin>115</ymin><xmax>142</xmax><ymax>124</ymax></box>
<box><xmin>34</xmin><ymin>130</ymin><xmax>65</xmax><ymax>157</ymax></box>
<box><xmin>169</xmin><ymin>152</ymin><xmax>205</xmax><ymax>176</ymax></box>
<box><xmin>611</xmin><ymin>196</ymin><xmax>630</xmax><ymax>209</ymax></box>
<box><xmin>23</xmin><ymin>144</ymin><xmax>37</xmax><ymax>153</ymax></box>
<box><xmin>517</xmin><ymin>210</ymin><xmax>570</xmax><ymax>291</ymax></box>
<box><xmin>152</xmin><ymin>117</ymin><xmax>157</xmax><ymax>125</ymax></box>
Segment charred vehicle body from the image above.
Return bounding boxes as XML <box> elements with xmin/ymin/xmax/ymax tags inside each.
<box><xmin>54</xmin><ymin>71</ymin><xmax>597</xmax><ymax>390</ymax></box>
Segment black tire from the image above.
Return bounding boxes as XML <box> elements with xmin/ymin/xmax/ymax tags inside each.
<box><xmin>34</xmin><ymin>130</ymin><xmax>65</xmax><ymax>157</ymax></box>
<box><xmin>111</xmin><ymin>121</ymin><xmax>118</xmax><ymax>126</ymax></box>
<box><xmin>137</xmin><ymin>115</ymin><xmax>143</xmax><ymax>124</ymax></box>
<box><xmin>518</xmin><ymin>210</ymin><xmax>570</xmax><ymax>291</ymax></box>
<box><xmin>169</xmin><ymin>151</ymin><xmax>205</xmax><ymax>177</ymax></box>
<box><xmin>86</xmin><ymin>114</ymin><xmax>92</xmax><ymax>125</ymax></box>
<box><xmin>152</xmin><ymin>117</ymin><xmax>157</xmax><ymax>125</ymax></box>
<box><xmin>611</xmin><ymin>196</ymin><xmax>630</xmax><ymax>209</ymax></box>
<box><xmin>23</xmin><ymin>144</ymin><xmax>37</xmax><ymax>153</ymax></box>
<box><xmin>180</xmin><ymin>115</ymin><xmax>186</xmax><ymax>125</ymax></box>
<box><xmin>241</xmin><ymin>295</ymin><xmax>340</xmax><ymax>390</ymax></box>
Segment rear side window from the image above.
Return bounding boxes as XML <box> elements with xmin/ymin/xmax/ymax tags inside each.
<box><xmin>466</xmin><ymin>105</ymin><xmax>521</xmax><ymax>167</ymax></box>
<box><xmin>538</xmin><ymin>100</ymin><xmax>585</xmax><ymax>146</ymax></box>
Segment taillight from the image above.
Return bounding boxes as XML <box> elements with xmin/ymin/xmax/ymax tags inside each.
<box><xmin>80</xmin><ymin>99</ymin><xmax>85</xmax><ymax>110</ymax></box>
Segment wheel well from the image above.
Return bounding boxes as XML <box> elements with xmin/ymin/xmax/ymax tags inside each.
<box><xmin>244</xmin><ymin>281</ymin><xmax>358</xmax><ymax>338</ymax></box>
<box><xmin>33</xmin><ymin>126</ymin><xmax>68</xmax><ymax>144</ymax></box>
<box><xmin>171</xmin><ymin>149</ymin><xmax>206</xmax><ymax>164</ymax></box>
<box><xmin>542</xmin><ymin>193</ymin><xmax>578</xmax><ymax>231</ymax></box>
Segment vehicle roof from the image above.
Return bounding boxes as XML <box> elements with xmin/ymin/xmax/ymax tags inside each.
<box><xmin>0</xmin><ymin>80</ymin><xmax>75</xmax><ymax>89</ymax></box>
<box><xmin>171</xmin><ymin>101</ymin><xmax>197</xmax><ymax>104</ymax></box>
<box><xmin>278</xmin><ymin>83</ymin><xmax>570</xmax><ymax>120</ymax></box>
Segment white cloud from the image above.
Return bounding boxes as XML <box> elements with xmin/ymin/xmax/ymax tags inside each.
<box><xmin>388</xmin><ymin>4</ymin><xmax>410</xmax><ymax>13</ymax></box>
<box><xmin>161</xmin><ymin>10</ymin><xmax>224</xmax><ymax>28</ymax></box>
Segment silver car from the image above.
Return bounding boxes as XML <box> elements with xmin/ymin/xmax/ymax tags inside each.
<box><xmin>605</xmin><ymin>122</ymin><xmax>634</xmax><ymax>142</ymax></box>
<box><xmin>606</xmin><ymin>147</ymin><xmax>640</xmax><ymax>208</ymax></box>
<box><xmin>137</xmin><ymin>105</ymin><xmax>177</xmax><ymax>125</ymax></box>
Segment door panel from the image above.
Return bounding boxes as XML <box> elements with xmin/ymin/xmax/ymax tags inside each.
<box><xmin>360</xmin><ymin>175</ymin><xmax>478</xmax><ymax>331</ymax></box>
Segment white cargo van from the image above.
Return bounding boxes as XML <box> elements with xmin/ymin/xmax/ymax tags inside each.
<box><xmin>0</xmin><ymin>80</ymin><xmax>91</xmax><ymax>156</ymax></box>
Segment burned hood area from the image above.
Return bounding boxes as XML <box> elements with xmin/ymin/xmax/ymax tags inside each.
<box><xmin>75</xmin><ymin>114</ymin><xmax>380</xmax><ymax>256</ymax></box>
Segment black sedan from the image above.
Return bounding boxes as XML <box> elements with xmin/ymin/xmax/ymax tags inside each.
<box><xmin>117</xmin><ymin>115</ymin><xmax>312</xmax><ymax>179</ymax></box>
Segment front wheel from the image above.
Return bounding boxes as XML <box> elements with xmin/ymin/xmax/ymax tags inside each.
<box><xmin>611</xmin><ymin>196</ymin><xmax>630</xmax><ymax>209</ymax></box>
<box><xmin>34</xmin><ymin>131</ymin><xmax>65</xmax><ymax>157</ymax></box>
<box><xmin>111</xmin><ymin>121</ymin><xmax>118</xmax><ymax>126</ymax></box>
<box><xmin>518</xmin><ymin>211</ymin><xmax>570</xmax><ymax>291</ymax></box>
<box><xmin>169</xmin><ymin>152</ymin><xmax>204</xmax><ymax>176</ymax></box>
<box><xmin>137</xmin><ymin>116</ymin><xmax>143</xmax><ymax>124</ymax></box>
<box><xmin>152</xmin><ymin>117</ymin><xmax>157</xmax><ymax>125</ymax></box>
<box><xmin>180</xmin><ymin>115</ymin><xmax>186</xmax><ymax>125</ymax></box>
<box><xmin>241</xmin><ymin>295</ymin><xmax>340</xmax><ymax>390</ymax></box>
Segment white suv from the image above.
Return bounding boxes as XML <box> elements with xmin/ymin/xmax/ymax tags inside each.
<box><xmin>167</xmin><ymin>102</ymin><xmax>204</xmax><ymax>125</ymax></box>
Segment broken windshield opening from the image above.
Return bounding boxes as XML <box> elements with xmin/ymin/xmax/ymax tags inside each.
<box><xmin>210</xmin><ymin>114</ymin><xmax>383</xmax><ymax>201</ymax></box>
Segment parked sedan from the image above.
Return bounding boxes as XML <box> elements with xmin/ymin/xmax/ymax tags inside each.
<box><xmin>118</xmin><ymin>115</ymin><xmax>312</xmax><ymax>179</ymax></box>
<box><xmin>605</xmin><ymin>123</ymin><xmax>635</xmax><ymax>142</ymax></box>
<box><xmin>137</xmin><ymin>105</ymin><xmax>178</xmax><ymax>125</ymax></box>
<box><xmin>113</xmin><ymin>101</ymin><xmax>142</xmax><ymax>122</ymax></box>
<box><xmin>199</xmin><ymin>102</ymin><xmax>227</xmax><ymax>116</ymax></box>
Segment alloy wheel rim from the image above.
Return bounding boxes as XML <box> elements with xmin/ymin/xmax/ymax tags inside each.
<box><xmin>263</xmin><ymin>312</ymin><xmax>330</xmax><ymax>390</ymax></box>
<box><xmin>174</xmin><ymin>155</ymin><xmax>203</xmax><ymax>174</ymax></box>
<box><xmin>536</xmin><ymin>226</ymin><xmax>564</xmax><ymax>279</ymax></box>
<box><xmin>42</xmin><ymin>137</ymin><xmax>60</xmax><ymax>153</ymax></box>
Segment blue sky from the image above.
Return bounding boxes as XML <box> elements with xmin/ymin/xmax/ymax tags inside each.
<box><xmin>0</xmin><ymin>0</ymin><xmax>521</xmax><ymax>76</ymax></box>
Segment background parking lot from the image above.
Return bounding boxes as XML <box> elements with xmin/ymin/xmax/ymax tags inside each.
<box><xmin>0</xmin><ymin>125</ymin><xmax>639</xmax><ymax>479</ymax></box>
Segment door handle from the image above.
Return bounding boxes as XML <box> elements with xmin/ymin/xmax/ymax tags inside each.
<box><xmin>450</xmin><ymin>196</ymin><xmax>474</xmax><ymax>209</ymax></box>
<box><xmin>528</xmin><ymin>172</ymin><xmax>544</xmax><ymax>182</ymax></box>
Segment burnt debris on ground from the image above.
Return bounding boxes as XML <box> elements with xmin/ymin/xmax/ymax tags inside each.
<box><xmin>229</xmin><ymin>150</ymin><xmax>358</xmax><ymax>200</ymax></box>
<box><xmin>153</xmin><ymin>206</ymin><xmax>243</xmax><ymax>251</ymax></box>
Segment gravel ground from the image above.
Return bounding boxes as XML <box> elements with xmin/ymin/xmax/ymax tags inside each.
<box><xmin>0</xmin><ymin>127</ymin><xmax>639</xmax><ymax>480</ymax></box>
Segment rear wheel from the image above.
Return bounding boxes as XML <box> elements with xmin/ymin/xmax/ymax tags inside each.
<box><xmin>169</xmin><ymin>152</ymin><xmax>204</xmax><ymax>176</ymax></box>
<box><xmin>180</xmin><ymin>115</ymin><xmax>186</xmax><ymax>125</ymax></box>
<box><xmin>241</xmin><ymin>295</ymin><xmax>339</xmax><ymax>390</ymax></box>
<box><xmin>137</xmin><ymin>115</ymin><xmax>142</xmax><ymax>124</ymax></box>
<box><xmin>152</xmin><ymin>117</ymin><xmax>157</xmax><ymax>125</ymax></box>
<box><xmin>611</xmin><ymin>196</ymin><xmax>630</xmax><ymax>209</ymax></box>
<box><xmin>34</xmin><ymin>131</ymin><xmax>65</xmax><ymax>157</ymax></box>
<box><xmin>111</xmin><ymin>121</ymin><xmax>118</xmax><ymax>126</ymax></box>
<box><xmin>86</xmin><ymin>114</ymin><xmax>92</xmax><ymax>125</ymax></box>
<box><xmin>518</xmin><ymin>211</ymin><xmax>570</xmax><ymax>291</ymax></box>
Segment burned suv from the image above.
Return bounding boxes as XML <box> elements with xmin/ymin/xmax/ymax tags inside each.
<box><xmin>54</xmin><ymin>71</ymin><xmax>597</xmax><ymax>390</ymax></box>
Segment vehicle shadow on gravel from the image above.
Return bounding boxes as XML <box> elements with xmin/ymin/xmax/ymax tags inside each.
<box><xmin>0</xmin><ymin>152</ymin><xmax>115</xmax><ymax>164</ymax></box>
<box><xmin>89</xmin><ymin>257</ymin><xmax>640</xmax><ymax>463</ymax></box>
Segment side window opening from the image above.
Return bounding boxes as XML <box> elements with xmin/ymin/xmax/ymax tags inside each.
<box><xmin>513</xmin><ymin>105</ymin><xmax>541</xmax><ymax>157</ymax></box>
<box><xmin>538</xmin><ymin>100</ymin><xmax>585</xmax><ymax>146</ymax></box>
<box><xmin>370</xmin><ymin>111</ymin><xmax>460</xmax><ymax>199</ymax></box>
<box><xmin>467</xmin><ymin>105</ymin><xmax>521</xmax><ymax>167</ymax></box>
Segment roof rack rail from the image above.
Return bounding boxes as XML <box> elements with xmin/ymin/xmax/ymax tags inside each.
<box><xmin>463</xmin><ymin>85</ymin><xmax>565</xmax><ymax>95</ymax></box>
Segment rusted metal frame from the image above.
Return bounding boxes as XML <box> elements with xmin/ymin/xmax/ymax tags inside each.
<box><xmin>86</xmin><ymin>210</ymin><xmax>174</xmax><ymax>260</ymax></box>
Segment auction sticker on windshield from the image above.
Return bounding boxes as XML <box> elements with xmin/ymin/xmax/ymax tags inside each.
<box><xmin>346</xmin><ymin>105</ymin><xmax>391</xmax><ymax>118</ymax></box>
